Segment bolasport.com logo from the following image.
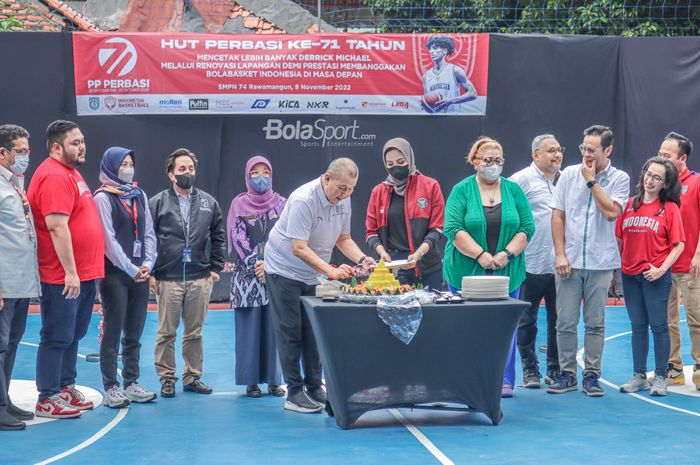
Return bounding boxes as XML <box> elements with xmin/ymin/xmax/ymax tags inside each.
<box><xmin>88</xmin><ymin>37</ymin><xmax>149</xmax><ymax>93</ymax></box>
<box><xmin>262</xmin><ymin>119</ymin><xmax>377</xmax><ymax>148</ymax></box>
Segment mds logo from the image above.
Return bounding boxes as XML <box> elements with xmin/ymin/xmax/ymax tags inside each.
<box><xmin>251</xmin><ymin>99</ymin><xmax>270</xmax><ymax>109</ymax></box>
<box><xmin>189</xmin><ymin>99</ymin><xmax>209</xmax><ymax>110</ymax></box>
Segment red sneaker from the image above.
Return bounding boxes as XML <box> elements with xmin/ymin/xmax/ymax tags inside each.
<box><xmin>35</xmin><ymin>395</ymin><xmax>82</xmax><ymax>419</ymax></box>
<box><xmin>58</xmin><ymin>386</ymin><xmax>94</xmax><ymax>410</ymax></box>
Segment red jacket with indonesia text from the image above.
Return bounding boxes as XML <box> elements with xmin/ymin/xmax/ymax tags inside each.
<box><xmin>366</xmin><ymin>173</ymin><xmax>445</xmax><ymax>276</ymax></box>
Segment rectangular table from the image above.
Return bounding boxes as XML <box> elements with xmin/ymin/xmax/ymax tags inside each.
<box><xmin>301</xmin><ymin>297</ymin><xmax>529</xmax><ymax>429</ymax></box>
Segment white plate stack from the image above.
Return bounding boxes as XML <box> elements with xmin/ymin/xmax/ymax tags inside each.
<box><xmin>461</xmin><ymin>276</ymin><xmax>510</xmax><ymax>301</ymax></box>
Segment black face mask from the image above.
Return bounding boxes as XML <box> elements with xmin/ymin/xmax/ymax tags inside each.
<box><xmin>388</xmin><ymin>165</ymin><xmax>410</xmax><ymax>181</ymax></box>
<box><xmin>174</xmin><ymin>173</ymin><xmax>195</xmax><ymax>190</ymax></box>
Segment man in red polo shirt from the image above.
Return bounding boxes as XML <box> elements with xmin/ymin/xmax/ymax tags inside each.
<box><xmin>27</xmin><ymin>120</ymin><xmax>104</xmax><ymax>418</ymax></box>
<box><xmin>658</xmin><ymin>132</ymin><xmax>700</xmax><ymax>389</ymax></box>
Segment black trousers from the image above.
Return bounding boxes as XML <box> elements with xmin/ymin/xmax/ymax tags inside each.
<box><xmin>265</xmin><ymin>273</ymin><xmax>322</xmax><ymax>394</ymax></box>
<box><xmin>517</xmin><ymin>272</ymin><xmax>559</xmax><ymax>372</ymax></box>
<box><xmin>0</xmin><ymin>298</ymin><xmax>29</xmax><ymax>411</ymax></box>
<box><xmin>99</xmin><ymin>268</ymin><xmax>150</xmax><ymax>389</ymax></box>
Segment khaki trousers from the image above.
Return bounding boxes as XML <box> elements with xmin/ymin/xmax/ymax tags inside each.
<box><xmin>154</xmin><ymin>277</ymin><xmax>212</xmax><ymax>385</ymax></box>
<box><xmin>667</xmin><ymin>273</ymin><xmax>700</xmax><ymax>370</ymax></box>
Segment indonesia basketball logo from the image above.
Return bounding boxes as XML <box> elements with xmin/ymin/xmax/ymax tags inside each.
<box><xmin>98</xmin><ymin>37</ymin><xmax>138</xmax><ymax>77</ymax></box>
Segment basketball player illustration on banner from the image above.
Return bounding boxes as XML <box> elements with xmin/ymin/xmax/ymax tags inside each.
<box><xmin>421</xmin><ymin>36</ymin><xmax>477</xmax><ymax>114</ymax></box>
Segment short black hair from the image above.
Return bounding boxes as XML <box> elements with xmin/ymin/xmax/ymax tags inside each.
<box><xmin>426</xmin><ymin>36</ymin><xmax>455</xmax><ymax>56</ymax></box>
<box><xmin>665</xmin><ymin>131</ymin><xmax>693</xmax><ymax>159</ymax></box>
<box><xmin>0</xmin><ymin>124</ymin><xmax>29</xmax><ymax>151</ymax></box>
<box><xmin>583</xmin><ymin>125</ymin><xmax>614</xmax><ymax>148</ymax></box>
<box><xmin>46</xmin><ymin>120</ymin><xmax>80</xmax><ymax>151</ymax></box>
<box><xmin>166</xmin><ymin>148</ymin><xmax>198</xmax><ymax>173</ymax></box>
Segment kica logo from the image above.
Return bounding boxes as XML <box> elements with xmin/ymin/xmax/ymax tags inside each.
<box><xmin>98</xmin><ymin>37</ymin><xmax>138</xmax><ymax>77</ymax></box>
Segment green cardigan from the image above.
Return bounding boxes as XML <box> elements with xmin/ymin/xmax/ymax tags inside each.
<box><xmin>443</xmin><ymin>175</ymin><xmax>535</xmax><ymax>293</ymax></box>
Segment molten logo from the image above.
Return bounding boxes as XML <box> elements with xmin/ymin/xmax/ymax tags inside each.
<box><xmin>98</xmin><ymin>37</ymin><xmax>137</xmax><ymax>77</ymax></box>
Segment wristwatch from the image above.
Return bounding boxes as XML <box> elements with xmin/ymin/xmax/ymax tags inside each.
<box><xmin>586</xmin><ymin>179</ymin><xmax>597</xmax><ymax>189</ymax></box>
<box><xmin>504</xmin><ymin>249</ymin><xmax>515</xmax><ymax>262</ymax></box>
<box><xmin>358</xmin><ymin>255</ymin><xmax>367</xmax><ymax>265</ymax></box>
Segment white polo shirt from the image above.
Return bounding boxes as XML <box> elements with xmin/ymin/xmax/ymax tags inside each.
<box><xmin>551</xmin><ymin>161</ymin><xmax>629</xmax><ymax>270</ymax></box>
<box><xmin>509</xmin><ymin>162</ymin><xmax>559</xmax><ymax>275</ymax></box>
<box><xmin>265</xmin><ymin>177</ymin><xmax>352</xmax><ymax>285</ymax></box>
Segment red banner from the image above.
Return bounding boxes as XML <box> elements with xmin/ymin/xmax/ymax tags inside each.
<box><xmin>73</xmin><ymin>32</ymin><xmax>489</xmax><ymax>115</ymax></box>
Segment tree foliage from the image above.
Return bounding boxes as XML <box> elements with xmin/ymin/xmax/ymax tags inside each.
<box><xmin>365</xmin><ymin>0</ymin><xmax>700</xmax><ymax>36</ymax></box>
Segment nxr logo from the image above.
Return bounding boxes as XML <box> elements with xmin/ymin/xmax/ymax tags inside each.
<box><xmin>98</xmin><ymin>37</ymin><xmax>137</xmax><ymax>77</ymax></box>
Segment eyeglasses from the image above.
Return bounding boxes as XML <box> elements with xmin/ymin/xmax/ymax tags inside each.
<box><xmin>3</xmin><ymin>147</ymin><xmax>30</xmax><ymax>156</ymax></box>
<box><xmin>540</xmin><ymin>147</ymin><xmax>565</xmax><ymax>155</ymax></box>
<box><xmin>643</xmin><ymin>171</ymin><xmax>665</xmax><ymax>184</ymax></box>
<box><xmin>579</xmin><ymin>144</ymin><xmax>601</xmax><ymax>154</ymax></box>
<box><xmin>476</xmin><ymin>157</ymin><xmax>505</xmax><ymax>166</ymax></box>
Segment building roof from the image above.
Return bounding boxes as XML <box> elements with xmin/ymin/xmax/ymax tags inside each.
<box><xmin>0</xmin><ymin>0</ymin><xmax>99</xmax><ymax>31</ymax></box>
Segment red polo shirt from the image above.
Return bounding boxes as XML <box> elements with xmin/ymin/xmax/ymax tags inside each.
<box><xmin>27</xmin><ymin>157</ymin><xmax>104</xmax><ymax>284</ymax></box>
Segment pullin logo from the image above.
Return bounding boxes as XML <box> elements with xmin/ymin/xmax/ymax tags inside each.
<box><xmin>251</xmin><ymin>99</ymin><xmax>270</xmax><ymax>109</ymax></box>
<box><xmin>189</xmin><ymin>99</ymin><xmax>209</xmax><ymax>110</ymax></box>
<box><xmin>98</xmin><ymin>37</ymin><xmax>138</xmax><ymax>77</ymax></box>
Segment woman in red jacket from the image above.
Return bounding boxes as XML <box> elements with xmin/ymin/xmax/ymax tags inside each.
<box><xmin>366</xmin><ymin>138</ymin><xmax>445</xmax><ymax>290</ymax></box>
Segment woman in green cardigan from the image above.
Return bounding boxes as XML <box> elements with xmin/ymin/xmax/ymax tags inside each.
<box><xmin>443</xmin><ymin>136</ymin><xmax>535</xmax><ymax>397</ymax></box>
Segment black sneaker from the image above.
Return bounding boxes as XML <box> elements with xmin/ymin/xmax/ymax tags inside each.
<box><xmin>183</xmin><ymin>379</ymin><xmax>213</xmax><ymax>394</ymax></box>
<box><xmin>284</xmin><ymin>390</ymin><xmax>323</xmax><ymax>414</ymax></box>
<box><xmin>523</xmin><ymin>368</ymin><xmax>542</xmax><ymax>388</ymax></box>
<box><xmin>545</xmin><ymin>369</ymin><xmax>559</xmax><ymax>385</ymax></box>
<box><xmin>306</xmin><ymin>387</ymin><xmax>326</xmax><ymax>407</ymax></box>
<box><xmin>582</xmin><ymin>372</ymin><xmax>605</xmax><ymax>397</ymax></box>
<box><xmin>161</xmin><ymin>380</ymin><xmax>176</xmax><ymax>398</ymax></box>
<box><xmin>546</xmin><ymin>371</ymin><xmax>577</xmax><ymax>394</ymax></box>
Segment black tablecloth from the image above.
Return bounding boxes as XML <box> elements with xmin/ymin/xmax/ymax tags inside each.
<box><xmin>301</xmin><ymin>297</ymin><xmax>529</xmax><ymax>429</ymax></box>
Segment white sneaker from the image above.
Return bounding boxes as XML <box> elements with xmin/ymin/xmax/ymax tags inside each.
<box><xmin>650</xmin><ymin>376</ymin><xmax>668</xmax><ymax>396</ymax></box>
<box><xmin>620</xmin><ymin>373</ymin><xmax>650</xmax><ymax>393</ymax></box>
<box><xmin>103</xmin><ymin>385</ymin><xmax>130</xmax><ymax>409</ymax></box>
<box><xmin>125</xmin><ymin>383</ymin><xmax>157</xmax><ymax>403</ymax></box>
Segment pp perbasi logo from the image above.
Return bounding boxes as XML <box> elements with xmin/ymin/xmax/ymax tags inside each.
<box><xmin>98</xmin><ymin>37</ymin><xmax>137</xmax><ymax>77</ymax></box>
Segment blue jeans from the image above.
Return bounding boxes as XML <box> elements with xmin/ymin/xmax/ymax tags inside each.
<box><xmin>621</xmin><ymin>272</ymin><xmax>672</xmax><ymax>376</ymax></box>
<box><xmin>449</xmin><ymin>284</ymin><xmax>520</xmax><ymax>386</ymax></box>
<box><xmin>36</xmin><ymin>281</ymin><xmax>96</xmax><ymax>400</ymax></box>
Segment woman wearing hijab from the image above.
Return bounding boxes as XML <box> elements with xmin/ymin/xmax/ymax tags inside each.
<box><xmin>227</xmin><ymin>156</ymin><xmax>286</xmax><ymax>398</ymax></box>
<box><xmin>94</xmin><ymin>147</ymin><xmax>158</xmax><ymax>408</ymax></box>
<box><xmin>366</xmin><ymin>138</ymin><xmax>446</xmax><ymax>290</ymax></box>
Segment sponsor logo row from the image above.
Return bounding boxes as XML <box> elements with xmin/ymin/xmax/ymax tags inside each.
<box><xmin>87</xmin><ymin>96</ymin><xmax>413</xmax><ymax>112</ymax></box>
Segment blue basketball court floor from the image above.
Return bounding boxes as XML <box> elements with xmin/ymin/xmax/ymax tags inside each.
<box><xmin>3</xmin><ymin>304</ymin><xmax>699</xmax><ymax>465</ymax></box>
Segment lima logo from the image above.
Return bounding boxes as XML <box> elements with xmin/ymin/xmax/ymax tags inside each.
<box><xmin>98</xmin><ymin>37</ymin><xmax>137</xmax><ymax>77</ymax></box>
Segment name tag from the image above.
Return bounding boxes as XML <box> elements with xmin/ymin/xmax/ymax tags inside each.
<box><xmin>133</xmin><ymin>240</ymin><xmax>142</xmax><ymax>258</ymax></box>
<box><xmin>182</xmin><ymin>247</ymin><xmax>192</xmax><ymax>263</ymax></box>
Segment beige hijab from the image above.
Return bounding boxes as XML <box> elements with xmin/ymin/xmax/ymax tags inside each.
<box><xmin>383</xmin><ymin>137</ymin><xmax>419</xmax><ymax>196</ymax></box>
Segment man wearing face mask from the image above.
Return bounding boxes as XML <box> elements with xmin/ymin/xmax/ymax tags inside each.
<box><xmin>148</xmin><ymin>148</ymin><xmax>226</xmax><ymax>398</ymax></box>
<box><xmin>548</xmin><ymin>125</ymin><xmax>630</xmax><ymax>397</ymax></box>
<box><xmin>27</xmin><ymin>120</ymin><xmax>105</xmax><ymax>418</ymax></box>
<box><xmin>93</xmin><ymin>147</ymin><xmax>158</xmax><ymax>408</ymax></box>
<box><xmin>366</xmin><ymin>138</ymin><xmax>445</xmax><ymax>290</ymax></box>
<box><xmin>0</xmin><ymin>124</ymin><xmax>39</xmax><ymax>429</ymax></box>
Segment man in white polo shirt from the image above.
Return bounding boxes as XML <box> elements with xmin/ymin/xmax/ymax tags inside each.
<box><xmin>509</xmin><ymin>134</ymin><xmax>563</xmax><ymax>388</ymax></box>
<box><xmin>547</xmin><ymin>125</ymin><xmax>630</xmax><ymax>397</ymax></box>
<box><xmin>264</xmin><ymin>158</ymin><xmax>374</xmax><ymax>413</ymax></box>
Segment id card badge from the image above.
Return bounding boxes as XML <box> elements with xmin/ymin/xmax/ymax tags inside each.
<box><xmin>132</xmin><ymin>240</ymin><xmax>143</xmax><ymax>258</ymax></box>
<box><xmin>182</xmin><ymin>247</ymin><xmax>192</xmax><ymax>263</ymax></box>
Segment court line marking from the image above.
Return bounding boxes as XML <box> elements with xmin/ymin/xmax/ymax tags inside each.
<box><xmin>388</xmin><ymin>408</ymin><xmax>455</xmax><ymax>465</ymax></box>
<box><xmin>576</xmin><ymin>319</ymin><xmax>700</xmax><ymax>418</ymax></box>
<box><xmin>19</xmin><ymin>341</ymin><xmax>130</xmax><ymax>464</ymax></box>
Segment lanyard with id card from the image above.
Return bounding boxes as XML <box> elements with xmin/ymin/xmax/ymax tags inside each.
<box><xmin>119</xmin><ymin>197</ymin><xmax>143</xmax><ymax>258</ymax></box>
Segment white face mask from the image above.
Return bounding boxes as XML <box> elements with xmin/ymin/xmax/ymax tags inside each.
<box><xmin>10</xmin><ymin>154</ymin><xmax>29</xmax><ymax>175</ymax></box>
<box><xmin>118</xmin><ymin>167</ymin><xmax>135</xmax><ymax>184</ymax></box>
<box><xmin>480</xmin><ymin>164</ymin><xmax>502</xmax><ymax>181</ymax></box>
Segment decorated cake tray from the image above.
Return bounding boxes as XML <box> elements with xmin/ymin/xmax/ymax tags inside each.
<box><xmin>340</xmin><ymin>259</ymin><xmax>415</xmax><ymax>303</ymax></box>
